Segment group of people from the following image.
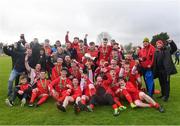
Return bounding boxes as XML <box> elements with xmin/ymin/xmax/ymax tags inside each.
<box><xmin>3</xmin><ymin>31</ymin><xmax>178</xmax><ymax>116</ymax></box>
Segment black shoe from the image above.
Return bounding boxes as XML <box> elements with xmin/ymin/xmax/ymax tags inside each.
<box><xmin>56</xmin><ymin>102</ymin><xmax>66</xmax><ymax>112</ymax></box>
<box><xmin>158</xmin><ymin>105</ymin><xmax>165</xmax><ymax>113</ymax></box>
<box><xmin>162</xmin><ymin>97</ymin><xmax>168</xmax><ymax>102</ymax></box>
<box><xmin>35</xmin><ymin>103</ymin><xmax>39</xmax><ymax>108</ymax></box>
<box><xmin>157</xmin><ymin>95</ymin><xmax>164</xmax><ymax>99</ymax></box>
<box><xmin>78</xmin><ymin>102</ymin><xmax>88</xmax><ymax>111</ymax></box>
<box><xmin>74</xmin><ymin>103</ymin><xmax>80</xmax><ymax>114</ymax></box>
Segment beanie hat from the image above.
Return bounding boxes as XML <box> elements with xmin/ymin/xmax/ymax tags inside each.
<box><xmin>143</xmin><ymin>37</ymin><xmax>149</xmax><ymax>43</ymax></box>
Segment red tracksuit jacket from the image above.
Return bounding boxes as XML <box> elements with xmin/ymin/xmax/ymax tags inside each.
<box><xmin>20</xmin><ymin>83</ymin><xmax>31</xmax><ymax>92</ymax></box>
<box><xmin>98</xmin><ymin>45</ymin><xmax>112</xmax><ymax>62</ymax></box>
<box><xmin>125</xmin><ymin>81</ymin><xmax>140</xmax><ymax>101</ymax></box>
<box><xmin>72</xmin><ymin>86</ymin><xmax>82</xmax><ymax>99</ymax></box>
<box><xmin>51</xmin><ymin>65</ymin><xmax>62</xmax><ymax>81</ymax></box>
<box><xmin>49</xmin><ymin>77</ymin><xmax>72</xmax><ymax>94</ymax></box>
<box><xmin>139</xmin><ymin>44</ymin><xmax>155</xmax><ymax>68</ymax></box>
<box><xmin>36</xmin><ymin>79</ymin><xmax>50</xmax><ymax>94</ymax></box>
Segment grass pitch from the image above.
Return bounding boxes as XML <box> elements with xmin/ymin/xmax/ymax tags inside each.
<box><xmin>0</xmin><ymin>56</ymin><xmax>180</xmax><ymax>125</ymax></box>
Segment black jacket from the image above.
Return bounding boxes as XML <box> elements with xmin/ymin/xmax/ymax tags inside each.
<box><xmin>3</xmin><ymin>43</ymin><xmax>26</xmax><ymax>73</ymax></box>
<box><xmin>153</xmin><ymin>41</ymin><xmax>177</xmax><ymax>79</ymax></box>
<box><xmin>30</xmin><ymin>42</ymin><xmax>42</xmax><ymax>68</ymax></box>
<box><xmin>67</xmin><ymin>48</ymin><xmax>77</xmax><ymax>60</ymax></box>
<box><xmin>38</xmin><ymin>54</ymin><xmax>54</xmax><ymax>71</ymax></box>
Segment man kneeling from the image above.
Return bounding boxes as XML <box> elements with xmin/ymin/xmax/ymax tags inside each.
<box><xmin>87</xmin><ymin>75</ymin><xmax>120</xmax><ymax>116</ymax></box>
<box><xmin>29</xmin><ymin>70</ymin><xmax>50</xmax><ymax>107</ymax></box>
<box><xmin>57</xmin><ymin>78</ymin><xmax>82</xmax><ymax>112</ymax></box>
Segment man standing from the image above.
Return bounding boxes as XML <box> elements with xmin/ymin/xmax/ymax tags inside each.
<box><xmin>153</xmin><ymin>40</ymin><xmax>177</xmax><ymax>101</ymax></box>
<box><xmin>174</xmin><ymin>50</ymin><xmax>180</xmax><ymax>65</ymax></box>
<box><xmin>98</xmin><ymin>38</ymin><xmax>112</xmax><ymax>64</ymax></box>
<box><xmin>3</xmin><ymin>41</ymin><xmax>26</xmax><ymax>98</ymax></box>
<box><xmin>139</xmin><ymin>37</ymin><xmax>155</xmax><ymax>97</ymax></box>
<box><xmin>52</xmin><ymin>40</ymin><xmax>61</xmax><ymax>53</ymax></box>
<box><xmin>30</xmin><ymin>38</ymin><xmax>41</xmax><ymax>68</ymax></box>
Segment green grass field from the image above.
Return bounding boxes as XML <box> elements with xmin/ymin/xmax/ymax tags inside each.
<box><xmin>0</xmin><ymin>56</ymin><xmax>180</xmax><ymax>125</ymax></box>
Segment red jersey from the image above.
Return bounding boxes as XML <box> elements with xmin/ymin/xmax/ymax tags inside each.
<box><xmin>87</xmin><ymin>49</ymin><xmax>99</xmax><ymax>58</ymax></box>
<box><xmin>129</xmin><ymin>59</ymin><xmax>136</xmax><ymax>70</ymax></box>
<box><xmin>119</xmin><ymin>67</ymin><xmax>139</xmax><ymax>88</ymax></box>
<box><xmin>68</xmin><ymin>68</ymin><xmax>81</xmax><ymax>81</ymax></box>
<box><xmin>49</xmin><ymin>77</ymin><xmax>72</xmax><ymax>94</ymax></box>
<box><xmin>72</xmin><ymin>86</ymin><xmax>82</xmax><ymax>99</ymax></box>
<box><xmin>76</xmin><ymin>46</ymin><xmax>87</xmax><ymax>62</ymax></box>
<box><xmin>98</xmin><ymin>45</ymin><xmax>112</xmax><ymax>62</ymax></box>
<box><xmin>65</xmin><ymin>34</ymin><xmax>79</xmax><ymax>50</ymax></box>
<box><xmin>125</xmin><ymin>81</ymin><xmax>140</xmax><ymax>101</ymax></box>
<box><xmin>51</xmin><ymin>65</ymin><xmax>62</xmax><ymax>81</ymax></box>
<box><xmin>20</xmin><ymin>83</ymin><xmax>31</xmax><ymax>92</ymax></box>
<box><xmin>36</xmin><ymin>79</ymin><xmax>50</xmax><ymax>94</ymax></box>
<box><xmin>107</xmin><ymin>65</ymin><xmax>120</xmax><ymax>77</ymax></box>
<box><xmin>81</xmin><ymin>78</ymin><xmax>93</xmax><ymax>96</ymax></box>
<box><xmin>139</xmin><ymin>44</ymin><xmax>155</xmax><ymax>68</ymax></box>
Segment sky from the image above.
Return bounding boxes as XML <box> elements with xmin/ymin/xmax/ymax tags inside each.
<box><xmin>0</xmin><ymin>0</ymin><xmax>180</xmax><ymax>47</ymax></box>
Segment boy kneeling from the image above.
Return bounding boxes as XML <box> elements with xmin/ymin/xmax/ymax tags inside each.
<box><xmin>5</xmin><ymin>74</ymin><xmax>31</xmax><ymax>107</ymax></box>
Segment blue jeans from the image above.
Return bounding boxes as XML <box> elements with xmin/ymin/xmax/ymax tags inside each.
<box><xmin>8</xmin><ymin>69</ymin><xmax>21</xmax><ymax>97</ymax></box>
<box><xmin>142</xmin><ymin>69</ymin><xmax>154</xmax><ymax>97</ymax></box>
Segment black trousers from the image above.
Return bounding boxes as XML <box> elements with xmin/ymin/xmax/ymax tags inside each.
<box><xmin>174</xmin><ymin>57</ymin><xmax>179</xmax><ymax>65</ymax></box>
<box><xmin>90</xmin><ymin>93</ymin><xmax>115</xmax><ymax>106</ymax></box>
<box><xmin>10</xmin><ymin>86</ymin><xmax>31</xmax><ymax>102</ymax></box>
<box><xmin>158</xmin><ymin>70</ymin><xmax>170</xmax><ymax>99</ymax></box>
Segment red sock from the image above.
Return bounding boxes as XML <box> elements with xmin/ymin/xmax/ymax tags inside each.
<box><xmin>90</xmin><ymin>104</ymin><xmax>94</xmax><ymax>109</ymax></box>
<box><xmin>113</xmin><ymin>97</ymin><xmax>122</xmax><ymax>107</ymax></box>
<box><xmin>81</xmin><ymin>99</ymin><xmax>86</xmax><ymax>105</ymax></box>
<box><xmin>149</xmin><ymin>103</ymin><xmax>153</xmax><ymax>108</ymax></box>
<box><xmin>149</xmin><ymin>103</ymin><xmax>159</xmax><ymax>108</ymax></box>
<box><xmin>37</xmin><ymin>95</ymin><xmax>48</xmax><ymax>105</ymax></box>
<box><xmin>59</xmin><ymin>94</ymin><xmax>67</xmax><ymax>102</ymax></box>
<box><xmin>112</xmin><ymin>104</ymin><xmax>118</xmax><ymax>110</ymax></box>
<box><xmin>122</xmin><ymin>90</ymin><xmax>133</xmax><ymax>103</ymax></box>
<box><xmin>30</xmin><ymin>92</ymin><xmax>37</xmax><ymax>103</ymax></box>
<box><xmin>154</xmin><ymin>103</ymin><xmax>160</xmax><ymax>108</ymax></box>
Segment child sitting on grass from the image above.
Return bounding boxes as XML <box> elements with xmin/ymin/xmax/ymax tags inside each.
<box><xmin>5</xmin><ymin>74</ymin><xmax>31</xmax><ymax>107</ymax></box>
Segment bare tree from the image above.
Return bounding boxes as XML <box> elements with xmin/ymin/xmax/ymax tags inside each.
<box><xmin>124</xmin><ymin>42</ymin><xmax>133</xmax><ymax>52</ymax></box>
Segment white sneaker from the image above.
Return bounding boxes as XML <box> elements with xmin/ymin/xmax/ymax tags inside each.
<box><xmin>5</xmin><ymin>98</ymin><xmax>13</xmax><ymax>107</ymax></box>
<box><xmin>21</xmin><ymin>98</ymin><xmax>26</xmax><ymax>107</ymax></box>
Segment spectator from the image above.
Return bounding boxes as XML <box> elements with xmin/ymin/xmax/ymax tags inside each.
<box><xmin>153</xmin><ymin>40</ymin><xmax>177</xmax><ymax>101</ymax></box>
